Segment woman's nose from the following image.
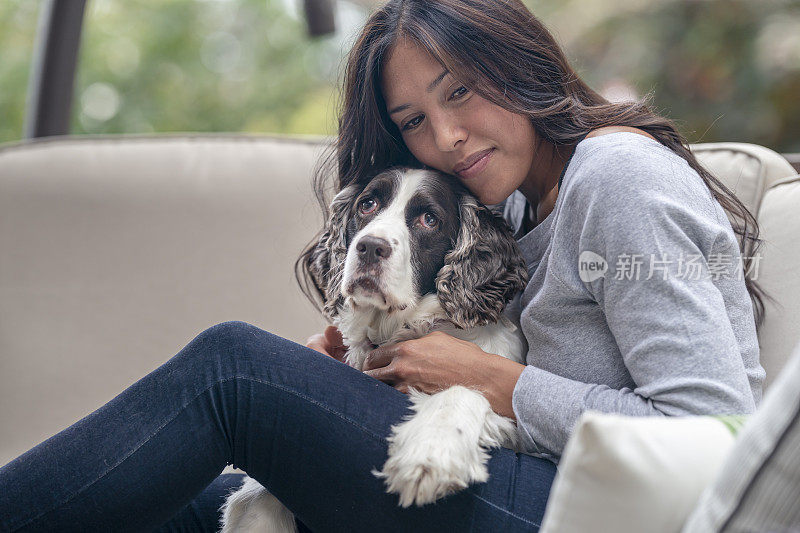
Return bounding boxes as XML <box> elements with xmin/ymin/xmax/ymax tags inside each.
<box><xmin>431</xmin><ymin>115</ymin><xmax>468</xmax><ymax>152</ymax></box>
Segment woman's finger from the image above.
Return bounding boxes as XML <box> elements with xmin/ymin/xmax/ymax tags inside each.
<box><xmin>305</xmin><ymin>334</ymin><xmax>332</xmax><ymax>357</ymax></box>
<box><xmin>324</xmin><ymin>325</ymin><xmax>344</xmax><ymax>348</ymax></box>
<box><xmin>362</xmin><ymin>345</ymin><xmax>397</xmax><ymax>371</ymax></box>
<box><xmin>363</xmin><ymin>365</ymin><xmax>396</xmax><ymax>383</ymax></box>
<box><xmin>323</xmin><ymin>326</ymin><xmax>349</xmax><ymax>362</ymax></box>
<box><xmin>315</xmin><ymin>326</ymin><xmax>347</xmax><ymax>362</ymax></box>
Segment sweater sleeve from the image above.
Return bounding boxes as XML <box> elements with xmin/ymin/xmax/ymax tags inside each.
<box><xmin>511</xmin><ymin>141</ymin><xmax>760</xmax><ymax>457</ymax></box>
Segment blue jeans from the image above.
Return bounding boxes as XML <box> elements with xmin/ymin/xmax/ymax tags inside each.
<box><xmin>0</xmin><ymin>321</ymin><xmax>556</xmax><ymax>532</ymax></box>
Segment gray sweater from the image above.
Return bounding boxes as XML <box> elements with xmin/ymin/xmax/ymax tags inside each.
<box><xmin>503</xmin><ymin>132</ymin><xmax>764</xmax><ymax>459</ymax></box>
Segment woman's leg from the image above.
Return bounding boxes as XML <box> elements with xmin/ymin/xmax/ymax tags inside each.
<box><xmin>154</xmin><ymin>473</ymin><xmax>246</xmax><ymax>533</ymax></box>
<box><xmin>0</xmin><ymin>321</ymin><xmax>555</xmax><ymax>532</ymax></box>
<box><xmin>155</xmin><ymin>473</ymin><xmax>315</xmax><ymax>533</ymax></box>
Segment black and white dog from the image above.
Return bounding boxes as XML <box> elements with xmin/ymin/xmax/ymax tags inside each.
<box><xmin>221</xmin><ymin>167</ymin><xmax>528</xmax><ymax>532</ymax></box>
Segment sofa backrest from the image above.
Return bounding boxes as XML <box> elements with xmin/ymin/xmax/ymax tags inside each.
<box><xmin>0</xmin><ymin>134</ymin><xmax>797</xmax><ymax>465</ymax></box>
<box><xmin>692</xmin><ymin>143</ymin><xmax>799</xmax><ymax>389</ymax></box>
<box><xmin>0</xmin><ymin>134</ymin><xmax>329</xmax><ymax>464</ymax></box>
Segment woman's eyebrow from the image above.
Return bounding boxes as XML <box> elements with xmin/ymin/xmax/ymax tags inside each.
<box><xmin>388</xmin><ymin>69</ymin><xmax>450</xmax><ymax>115</ymax></box>
<box><xmin>426</xmin><ymin>69</ymin><xmax>450</xmax><ymax>93</ymax></box>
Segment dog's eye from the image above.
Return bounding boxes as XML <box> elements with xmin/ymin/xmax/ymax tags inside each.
<box><xmin>358</xmin><ymin>198</ymin><xmax>378</xmax><ymax>215</ymax></box>
<box><xmin>417</xmin><ymin>212</ymin><xmax>438</xmax><ymax>229</ymax></box>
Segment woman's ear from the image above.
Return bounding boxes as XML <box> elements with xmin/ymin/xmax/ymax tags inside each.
<box><xmin>435</xmin><ymin>194</ymin><xmax>528</xmax><ymax>329</ymax></box>
<box><xmin>309</xmin><ymin>184</ymin><xmax>361</xmax><ymax>321</ymax></box>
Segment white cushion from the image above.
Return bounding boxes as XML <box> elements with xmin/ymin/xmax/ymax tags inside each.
<box><xmin>539</xmin><ymin>413</ymin><xmax>744</xmax><ymax>533</ymax></box>
<box><xmin>682</xmin><ymin>343</ymin><xmax>800</xmax><ymax>533</ymax></box>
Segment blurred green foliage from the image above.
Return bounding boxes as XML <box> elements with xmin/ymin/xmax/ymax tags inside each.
<box><xmin>554</xmin><ymin>0</ymin><xmax>800</xmax><ymax>151</ymax></box>
<box><xmin>0</xmin><ymin>0</ymin><xmax>798</xmax><ymax>152</ymax></box>
<box><xmin>0</xmin><ymin>1</ymin><xmax>39</xmax><ymax>143</ymax></box>
<box><xmin>0</xmin><ymin>0</ymin><xmax>348</xmax><ymax>142</ymax></box>
<box><xmin>74</xmin><ymin>0</ymin><xmax>346</xmax><ymax>136</ymax></box>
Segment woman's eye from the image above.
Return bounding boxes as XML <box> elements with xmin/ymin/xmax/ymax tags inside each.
<box><xmin>418</xmin><ymin>212</ymin><xmax>438</xmax><ymax>229</ymax></box>
<box><xmin>358</xmin><ymin>198</ymin><xmax>378</xmax><ymax>215</ymax></box>
<box><xmin>401</xmin><ymin>115</ymin><xmax>423</xmax><ymax>131</ymax></box>
<box><xmin>449</xmin><ymin>86</ymin><xmax>468</xmax><ymax>100</ymax></box>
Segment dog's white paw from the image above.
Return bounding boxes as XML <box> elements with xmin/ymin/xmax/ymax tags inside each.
<box><xmin>373</xmin><ymin>386</ymin><xmax>514</xmax><ymax>507</ymax></box>
<box><xmin>220</xmin><ymin>476</ymin><xmax>298</xmax><ymax>533</ymax></box>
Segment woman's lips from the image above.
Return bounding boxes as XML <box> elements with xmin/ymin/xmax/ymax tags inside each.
<box><xmin>455</xmin><ymin>148</ymin><xmax>494</xmax><ymax>180</ymax></box>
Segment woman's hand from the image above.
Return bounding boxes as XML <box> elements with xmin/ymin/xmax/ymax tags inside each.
<box><xmin>363</xmin><ymin>331</ymin><xmax>526</xmax><ymax>419</ymax></box>
<box><xmin>305</xmin><ymin>325</ymin><xmax>348</xmax><ymax>363</ymax></box>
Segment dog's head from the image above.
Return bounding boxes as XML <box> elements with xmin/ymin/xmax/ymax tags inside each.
<box><xmin>309</xmin><ymin>167</ymin><xmax>528</xmax><ymax>329</ymax></box>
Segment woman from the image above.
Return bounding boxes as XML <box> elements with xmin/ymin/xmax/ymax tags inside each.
<box><xmin>0</xmin><ymin>0</ymin><xmax>765</xmax><ymax>531</ymax></box>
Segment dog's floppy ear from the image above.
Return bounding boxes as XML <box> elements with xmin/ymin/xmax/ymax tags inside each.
<box><xmin>309</xmin><ymin>184</ymin><xmax>361</xmax><ymax>321</ymax></box>
<box><xmin>435</xmin><ymin>194</ymin><xmax>528</xmax><ymax>329</ymax></box>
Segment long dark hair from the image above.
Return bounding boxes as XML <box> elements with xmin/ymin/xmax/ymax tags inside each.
<box><xmin>296</xmin><ymin>0</ymin><xmax>767</xmax><ymax>327</ymax></box>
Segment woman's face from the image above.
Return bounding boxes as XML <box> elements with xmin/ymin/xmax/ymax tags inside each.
<box><xmin>381</xmin><ymin>39</ymin><xmax>539</xmax><ymax>205</ymax></box>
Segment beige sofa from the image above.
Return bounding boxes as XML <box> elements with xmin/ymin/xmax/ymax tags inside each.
<box><xmin>1</xmin><ymin>133</ymin><xmax>798</xmax><ymax>473</ymax></box>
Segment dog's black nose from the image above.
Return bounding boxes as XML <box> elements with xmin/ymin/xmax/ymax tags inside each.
<box><xmin>357</xmin><ymin>236</ymin><xmax>392</xmax><ymax>262</ymax></box>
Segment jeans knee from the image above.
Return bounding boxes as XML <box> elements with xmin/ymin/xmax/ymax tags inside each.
<box><xmin>181</xmin><ymin>321</ymin><xmax>277</xmax><ymax>377</ymax></box>
<box><xmin>174</xmin><ymin>321</ymin><xmax>313</xmax><ymax>391</ymax></box>
<box><xmin>200</xmin><ymin>320</ymin><xmax>263</xmax><ymax>346</ymax></box>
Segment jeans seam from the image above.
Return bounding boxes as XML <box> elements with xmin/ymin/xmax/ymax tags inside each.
<box><xmin>242</xmin><ymin>376</ymin><xmax>389</xmax><ymax>443</ymax></box>
<box><xmin>470</xmin><ymin>491</ymin><xmax>541</xmax><ymax>529</ymax></box>
<box><xmin>12</xmin><ymin>375</ymin><xmax>391</xmax><ymax>531</ymax></box>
